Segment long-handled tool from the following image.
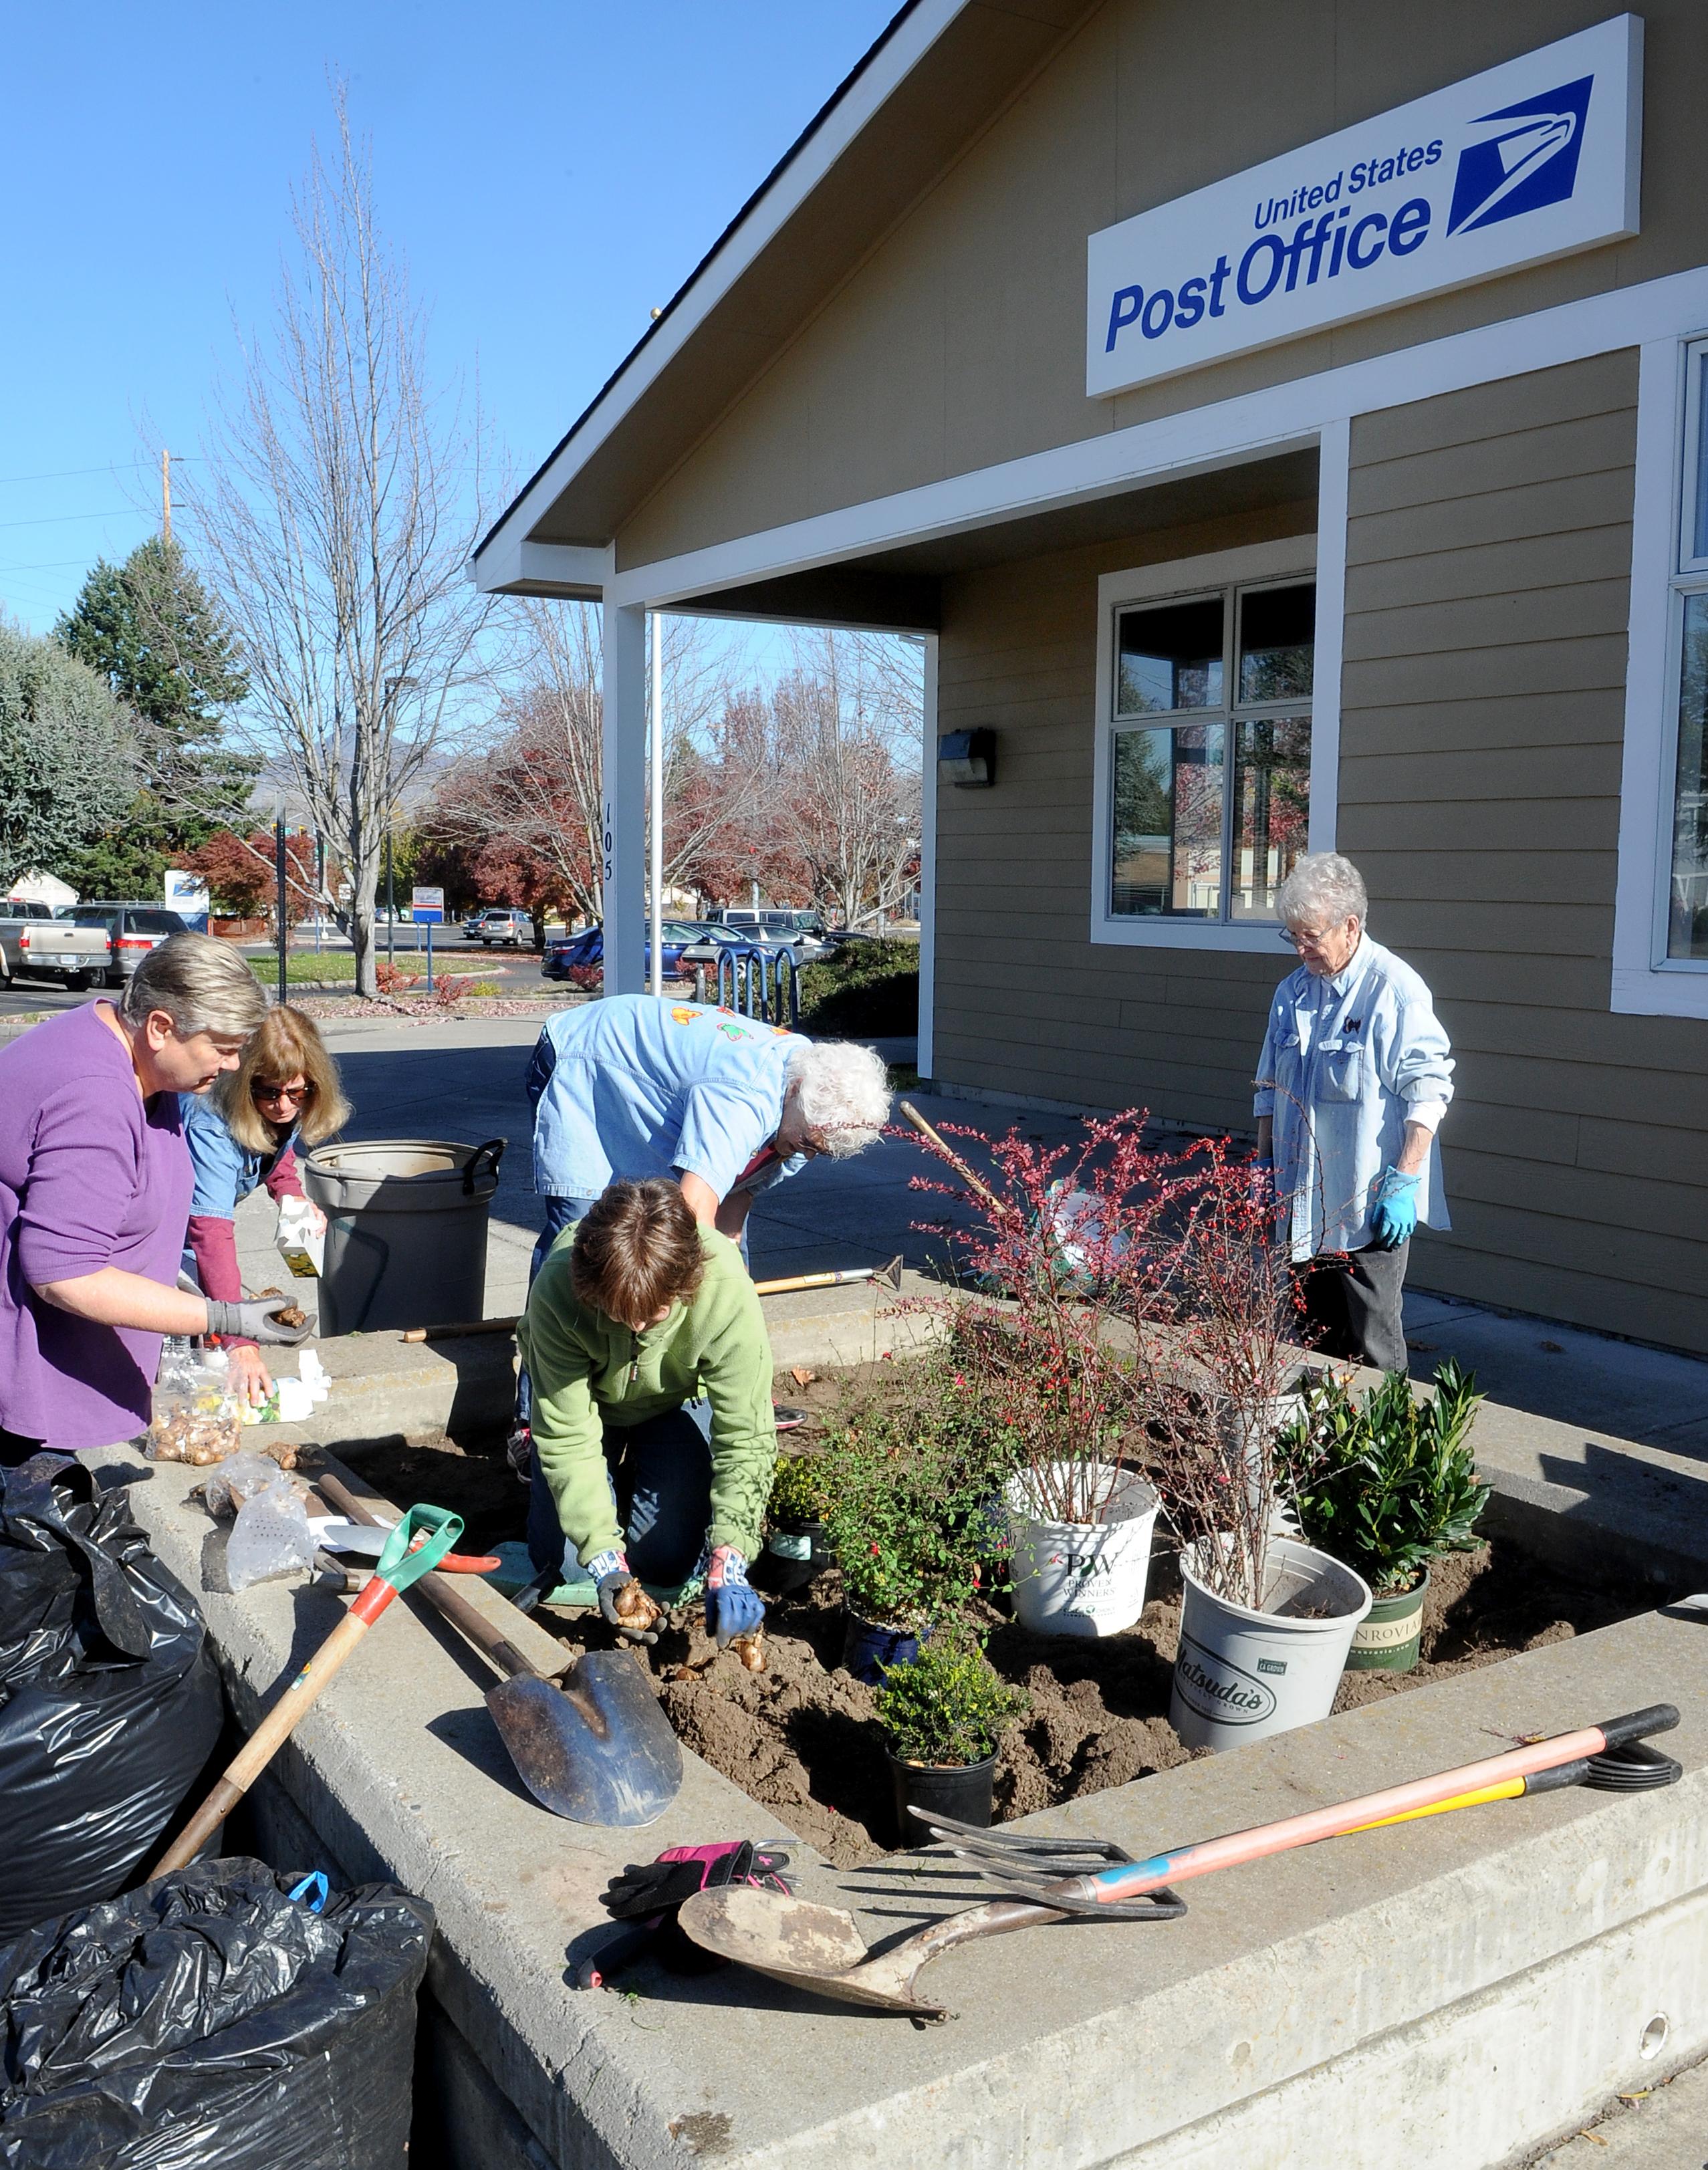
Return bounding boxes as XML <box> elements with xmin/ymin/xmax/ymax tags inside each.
<box><xmin>680</xmin><ymin>1703</ymin><xmax>1682</xmax><ymax>2017</ymax></box>
<box><xmin>315</xmin><ymin>1470</ymin><xmax>683</xmax><ymax>1826</ymax></box>
<box><xmin>752</xmin><ymin>1256</ymin><xmax>904</xmax><ymax>1298</ymax></box>
<box><xmin>154</xmin><ymin>1503</ymin><xmax>465</xmax><ymax>1873</ymax></box>
<box><xmin>897</xmin><ymin>1100</ymin><xmax>1003</xmax><ymax>1213</ymax></box>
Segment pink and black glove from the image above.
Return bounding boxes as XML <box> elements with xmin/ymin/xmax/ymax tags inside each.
<box><xmin>601</xmin><ymin>1840</ymin><xmax>794</xmax><ymax>1924</ymax></box>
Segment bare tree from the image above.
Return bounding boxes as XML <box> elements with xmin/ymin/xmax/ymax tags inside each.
<box><xmin>184</xmin><ymin>92</ymin><xmax>494</xmax><ymax>994</ymax></box>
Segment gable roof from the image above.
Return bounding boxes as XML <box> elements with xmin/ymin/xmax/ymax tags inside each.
<box><xmin>474</xmin><ymin>0</ymin><xmax>1094</xmax><ymax>592</ymax></box>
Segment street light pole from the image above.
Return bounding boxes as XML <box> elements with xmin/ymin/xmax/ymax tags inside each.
<box><xmin>385</xmin><ymin>830</ymin><xmax>395</xmax><ymax>968</ymax></box>
<box><xmin>273</xmin><ymin>802</ymin><xmax>288</xmax><ymax>1007</ymax></box>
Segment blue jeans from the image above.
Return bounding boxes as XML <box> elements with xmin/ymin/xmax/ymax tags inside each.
<box><xmin>525</xmin><ymin>1401</ymin><xmax>713</xmax><ymax>1586</ymax></box>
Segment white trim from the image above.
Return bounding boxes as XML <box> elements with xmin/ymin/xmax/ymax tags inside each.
<box><xmin>602</xmin><ymin>263</ymin><xmax>1708</xmax><ymax>612</ymax></box>
<box><xmin>917</xmin><ymin>634</ymin><xmax>939</xmax><ymax>1078</ymax></box>
<box><xmin>1611</xmin><ymin>335</ymin><xmax>1708</xmax><ymax>1017</ymax></box>
<box><xmin>1308</xmin><ymin>417</ymin><xmax>1349</xmax><ymax>856</ymax></box>
<box><xmin>472</xmin><ymin>539</ymin><xmax>610</xmax><ymax>597</ymax></box>
<box><xmin>600</xmin><ymin>602</ymin><xmax>647</xmax><ymax>995</ymax></box>
<box><xmin>1089</xmin><ymin>538</ymin><xmax>1317</xmax><ymax>953</ymax></box>
<box><xmin>473</xmin><ymin>0</ymin><xmax>969</xmax><ymax>581</ymax></box>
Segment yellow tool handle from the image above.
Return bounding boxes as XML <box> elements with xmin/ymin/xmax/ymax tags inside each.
<box><xmin>1344</xmin><ymin>1777</ymin><xmax>1524</xmax><ymax>1836</ymax></box>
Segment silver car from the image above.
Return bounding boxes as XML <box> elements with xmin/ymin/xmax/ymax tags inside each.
<box><xmin>71</xmin><ymin>902</ymin><xmax>191</xmax><ymax>986</ymax></box>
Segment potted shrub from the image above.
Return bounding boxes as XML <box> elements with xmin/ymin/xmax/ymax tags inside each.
<box><xmin>821</xmin><ymin>1360</ymin><xmax>1013</xmax><ymax>1683</ymax></box>
<box><xmin>875</xmin><ymin>1629</ymin><xmax>1027</xmax><ymax>1844</ymax></box>
<box><xmin>753</xmin><ymin>1451</ymin><xmax>836</xmax><ymax>1596</ymax></box>
<box><xmin>1277</xmin><ymin>1359</ymin><xmax>1489</xmax><ymax>1673</ymax></box>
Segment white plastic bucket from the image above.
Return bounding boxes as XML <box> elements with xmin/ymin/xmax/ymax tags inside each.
<box><xmin>1003</xmin><ymin>1461</ymin><xmax>1159</xmax><ymax>1638</ymax></box>
<box><xmin>1170</xmin><ymin>1536</ymin><xmax>1372</xmax><ymax>1751</ymax></box>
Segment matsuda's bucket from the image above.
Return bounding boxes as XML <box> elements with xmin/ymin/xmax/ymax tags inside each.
<box><xmin>303</xmin><ymin>1137</ymin><xmax>505</xmax><ymax>1335</ymax></box>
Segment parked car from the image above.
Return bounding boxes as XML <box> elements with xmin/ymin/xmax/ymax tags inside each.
<box><xmin>693</xmin><ymin>910</ymin><xmax>829</xmax><ymax>962</ymax></box>
<box><xmin>70</xmin><ymin>902</ymin><xmax>191</xmax><ymax>986</ymax></box>
<box><xmin>541</xmin><ymin>922</ymin><xmax>710</xmax><ymax>982</ymax></box>
<box><xmin>470</xmin><ymin>907</ymin><xmax>536</xmax><ymax>949</ymax></box>
<box><xmin>0</xmin><ymin>899</ymin><xmax>111</xmax><ymax>989</ymax></box>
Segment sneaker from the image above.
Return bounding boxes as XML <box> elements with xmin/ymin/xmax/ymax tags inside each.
<box><xmin>771</xmin><ymin>1405</ymin><xmax>807</xmax><ymax>1433</ymax></box>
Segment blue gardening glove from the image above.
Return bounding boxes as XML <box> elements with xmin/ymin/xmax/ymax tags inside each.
<box><xmin>705</xmin><ymin>1545</ymin><xmax>765</xmax><ymax>1648</ymax></box>
<box><xmin>1369</xmin><ymin>1165</ymin><xmax>1421</xmax><ymax>1251</ymax></box>
<box><xmin>589</xmin><ymin>1548</ymin><xmax>660</xmax><ymax>1645</ymax></box>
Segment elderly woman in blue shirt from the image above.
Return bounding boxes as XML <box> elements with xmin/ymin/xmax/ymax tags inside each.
<box><xmin>1253</xmin><ymin>853</ymin><xmax>1453</xmax><ymax>1374</ymax></box>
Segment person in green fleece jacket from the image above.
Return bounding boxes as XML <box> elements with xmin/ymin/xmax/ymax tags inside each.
<box><xmin>518</xmin><ymin>1178</ymin><xmax>775</xmax><ymax>1647</ymax></box>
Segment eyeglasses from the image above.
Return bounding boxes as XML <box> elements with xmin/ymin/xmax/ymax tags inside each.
<box><xmin>253</xmin><ymin>1080</ymin><xmax>314</xmax><ymax>1106</ymax></box>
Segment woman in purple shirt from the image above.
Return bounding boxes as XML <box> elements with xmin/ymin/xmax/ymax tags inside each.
<box><xmin>0</xmin><ymin>935</ymin><xmax>308</xmax><ymax>1461</ymax></box>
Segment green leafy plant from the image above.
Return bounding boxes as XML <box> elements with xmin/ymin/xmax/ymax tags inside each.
<box><xmin>797</xmin><ymin>938</ymin><xmax>918</xmax><ymax>1036</ymax></box>
<box><xmin>876</xmin><ymin>1629</ymin><xmax>1027</xmax><ymax>1768</ymax></box>
<box><xmin>820</xmin><ymin>1355</ymin><xmax>1015</xmax><ymax>1631</ymax></box>
<box><xmin>1277</xmin><ymin>1360</ymin><xmax>1489</xmax><ymax>1598</ymax></box>
<box><xmin>767</xmin><ymin>1451</ymin><xmax>834</xmax><ymax>1524</ymax></box>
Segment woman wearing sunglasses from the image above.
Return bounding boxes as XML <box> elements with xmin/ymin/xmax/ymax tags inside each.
<box><xmin>180</xmin><ymin>1005</ymin><xmax>349</xmax><ymax>1405</ymax></box>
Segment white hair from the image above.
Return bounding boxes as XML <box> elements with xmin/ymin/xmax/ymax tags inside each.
<box><xmin>786</xmin><ymin>1039</ymin><xmax>892</xmax><ymax>1157</ymax></box>
<box><xmin>1273</xmin><ymin>852</ymin><xmax>1368</xmax><ymax>931</ymax></box>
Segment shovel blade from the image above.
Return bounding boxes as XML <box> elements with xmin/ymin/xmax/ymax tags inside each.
<box><xmin>486</xmin><ymin>1650</ymin><xmax>683</xmax><ymax>1827</ymax></box>
<box><xmin>679</xmin><ymin>1887</ymin><xmax>947</xmax><ymax>2017</ymax></box>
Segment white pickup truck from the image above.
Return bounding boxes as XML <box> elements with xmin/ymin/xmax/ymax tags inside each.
<box><xmin>0</xmin><ymin>901</ymin><xmax>112</xmax><ymax>989</ymax></box>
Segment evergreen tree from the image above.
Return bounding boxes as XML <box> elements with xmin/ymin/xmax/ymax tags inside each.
<box><xmin>54</xmin><ymin>537</ymin><xmax>259</xmax><ymax>896</ymax></box>
<box><xmin>0</xmin><ymin>620</ymin><xmax>138</xmax><ymax>889</ymax></box>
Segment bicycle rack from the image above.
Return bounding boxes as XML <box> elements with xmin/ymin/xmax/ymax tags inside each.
<box><xmin>715</xmin><ymin>943</ymin><xmax>801</xmax><ymax>1029</ymax></box>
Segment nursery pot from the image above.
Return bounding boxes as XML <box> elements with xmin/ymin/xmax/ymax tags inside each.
<box><xmin>753</xmin><ymin>1516</ymin><xmax>834</xmax><ymax>1596</ymax></box>
<box><xmin>842</xmin><ymin>1610</ymin><xmax>923</xmax><ymax>1687</ymax></box>
<box><xmin>885</xmin><ymin>1750</ymin><xmax>997</xmax><ymax>1847</ymax></box>
<box><xmin>1345</xmin><ymin>1565</ymin><xmax>1429</xmax><ymax>1673</ymax></box>
<box><xmin>1003</xmin><ymin>1461</ymin><xmax>1159</xmax><ymax>1639</ymax></box>
<box><xmin>1170</xmin><ymin>1536</ymin><xmax>1372</xmax><ymax>1752</ymax></box>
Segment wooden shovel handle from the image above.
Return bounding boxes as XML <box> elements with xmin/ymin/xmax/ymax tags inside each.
<box><xmin>153</xmin><ymin>1603</ymin><xmax>378</xmax><ymax>1874</ymax></box>
<box><xmin>896</xmin><ymin>1100</ymin><xmax>1003</xmax><ymax>1212</ymax></box>
<box><xmin>402</xmin><ymin>1315</ymin><xmax>519</xmax><ymax>1343</ymax></box>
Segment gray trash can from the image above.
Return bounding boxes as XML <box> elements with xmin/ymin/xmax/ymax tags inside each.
<box><xmin>301</xmin><ymin>1137</ymin><xmax>506</xmax><ymax>1335</ymax></box>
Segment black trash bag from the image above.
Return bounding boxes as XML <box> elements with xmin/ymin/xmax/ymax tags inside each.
<box><xmin>0</xmin><ymin>1858</ymin><xmax>435</xmax><ymax>2169</ymax></box>
<box><xmin>0</xmin><ymin>1455</ymin><xmax>224</xmax><ymax>1936</ymax></box>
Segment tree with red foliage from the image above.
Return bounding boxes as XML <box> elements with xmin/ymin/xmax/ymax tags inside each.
<box><xmin>175</xmin><ymin>828</ymin><xmax>317</xmax><ymax>929</ymax></box>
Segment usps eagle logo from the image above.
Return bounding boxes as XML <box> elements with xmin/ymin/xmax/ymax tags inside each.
<box><xmin>1447</xmin><ymin>74</ymin><xmax>1593</xmax><ymax>237</ymax></box>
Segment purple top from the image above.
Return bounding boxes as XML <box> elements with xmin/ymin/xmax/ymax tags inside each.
<box><xmin>0</xmin><ymin>1003</ymin><xmax>193</xmax><ymax>1449</ymax></box>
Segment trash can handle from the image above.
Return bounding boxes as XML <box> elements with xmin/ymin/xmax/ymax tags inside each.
<box><xmin>463</xmin><ymin>1136</ymin><xmax>507</xmax><ymax>1194</ymax></box>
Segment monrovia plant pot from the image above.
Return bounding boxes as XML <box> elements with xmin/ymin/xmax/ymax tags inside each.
<box><xmin>842</xmin><ymin>1610</ymin><xmax>924</xmax><ymax>1687</ymax></box>
<box><xmin>1345</xmin><ymin>1566</ymin><xmax>1429</xmax><ymax>1673</ymax></box>
<box><xmin>1003</xmin><ymin>1461</ymin><xmax>1159</xmax><ymax>1639</ymax></box>
<box><xmin>1170</xmin><ymin>1536</ymin><xmax>1372</xmax><ymax>1752</ymax></box>
<box><xmin>753</xmin><ymin>1515</ymin><xmax>834</xmax><ymax>1596</ymax></box>
<box><xmin>886</xmin><ymin>1750</ymin><xmax>997</xmax><ymax>1848</ymax></box>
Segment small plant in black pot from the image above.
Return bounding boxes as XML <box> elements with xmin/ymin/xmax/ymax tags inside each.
<box><xmin>753</xmin><ymin>1452</ymin><xmax>837</xmax><ymax>1596</ymax></box>
<box><xmin>876</xmin><ymin>1629</ymin><xmax>1027</xmax><ymax>1844</ymax></box>
<box><xmin>1277</xmin><ymin>1359</ymin><xmax>1489</xmax><ymax>1673</ymax></box>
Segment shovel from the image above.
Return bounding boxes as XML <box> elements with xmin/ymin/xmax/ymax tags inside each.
<box><xmin>315</xmin><ymin>1469</ymin><xmax>683</xmax><ymax>1826</ymax></box>
<box><xmin>680</xmin><ymin>1703</ymin><xmax>1681</xmax><ymax>2017</ymax></box>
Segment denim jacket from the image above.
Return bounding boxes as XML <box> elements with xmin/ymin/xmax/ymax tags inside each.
<box><xmin>1253</xmin><ymin>935</ymin><xmax>1453</xmax><ymax>1261</ymax></box>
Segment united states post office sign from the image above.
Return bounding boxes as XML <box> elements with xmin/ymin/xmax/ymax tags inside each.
<box><xmin>1086</xmin><ymin>15</ymin><xmax>1642</xmax><ymax>398</ymax></box>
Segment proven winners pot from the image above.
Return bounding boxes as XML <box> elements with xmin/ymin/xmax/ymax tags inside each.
<box><xmin>1344</xmin><ymin>1566</ymin><xmax>1429</xmax><ymax>1673</ymax></box>
<box><xmin>1003</xmin><ymin>1461</ymin><xmax>1159</xmax><ymax>1639</ymax></box>
<box><xmin>1170</xmin><ymin>1536</ymin><xmax>1372</xmax><ymax>1752</ymax></box>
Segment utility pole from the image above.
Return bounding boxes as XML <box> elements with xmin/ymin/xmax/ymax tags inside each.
<box><xmin>160</xmin><ymin>450</ymin><xmax>172</xmax><ymax>544</ymax></box>
<box><xmin>273</xmin><ymin>804</ymin><xmax>288</xmax><ymax>1007</ymax></box>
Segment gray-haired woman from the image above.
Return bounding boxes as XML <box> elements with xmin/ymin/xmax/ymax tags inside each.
<box><xmin>1253</xmin><ymin>853</ymin><xmax>1453</xmax><ymax>1374</ymax></box>
<box><xmin>0</xmin><ymin>935</ymin><xmax>309</xmax><ymax>1461</ymax></box>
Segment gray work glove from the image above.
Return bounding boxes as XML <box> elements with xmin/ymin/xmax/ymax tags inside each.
<box><xmin>205</xmin><ymin>1296</ymin><xmax>312</xmax><ymax>1346</ymax></box>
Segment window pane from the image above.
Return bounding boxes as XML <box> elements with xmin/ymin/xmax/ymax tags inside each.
<box><xmin>1116</xmin><ymin>596</ymin><xmax>1225</xmax><ymax>715</ymax></box>
<box><xmin>1670</xmin><ymin>593</ymin><xmax>1708</xmax><ymax>959</ymax></box>
<box><xmin>1230</xmin><ymin>715</ymin><xmax>1312</xmax><ymax>921</ymax></box>
<box><xmin>1239</xmin><ymin>583</ymin><xmax>1314</xmax><ymax>703</ymax></box>
<box><xmin>1695</xmin><ymin>353</ymin><xmax>1708</xmax><ymax>563</ymax></box>
<box><xmin>1111</xmin><ymin>725</ymin><xmax>1224</xmax><ymax>917</ymax></box>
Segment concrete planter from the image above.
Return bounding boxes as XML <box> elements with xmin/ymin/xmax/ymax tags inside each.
<box><xmin>885</xmin><ymin>1747</ymin><xmax>997</xmax><ymax>1847</ymax></box>
<box><xmin>1171</xmin><ymin>1536</ymin><xmax>1372</xmax><ymax>1751</ymax></box>
<box><xmin>1346</xmin><ymin>1565</ymin><xmax>1430</xmax><ymax>1672</ymax></box>
<box><xmin>1003</xmin><ymin>1461</ymin><xmax>1159</xmax><ymax>1638</ymax></box>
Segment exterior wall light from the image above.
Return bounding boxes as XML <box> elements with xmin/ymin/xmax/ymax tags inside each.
<box><xmin>938</xmin><ymin>728</ymin><xmax>995</xmax><ymax>788</ymax></box>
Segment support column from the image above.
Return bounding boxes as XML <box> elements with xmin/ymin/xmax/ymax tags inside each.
<box><xmin>917</xmin><ymin>632</ymin><xmax>939</xmax><ymax>1082</ymax></box>
<box><xmin>601</xmin><ymin>600</ymin><xmax>646</xmax><ymax>995</ymax></box>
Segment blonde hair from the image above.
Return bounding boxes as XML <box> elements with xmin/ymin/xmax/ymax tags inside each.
<box><xmin>213</xmin><ymin>1004</ymin><xmax>350</xmax><ymax>1153</ymax></box>
<box><xmin>119</xmin><ymin>932</ymin><xmax>269</xmax><ymax>1040</ymax></box>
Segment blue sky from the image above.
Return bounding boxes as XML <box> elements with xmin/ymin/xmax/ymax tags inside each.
<box><xmin>0</xmin><ymin>2</ymin><xmax>899</xmax><ymax>636</ymax></box>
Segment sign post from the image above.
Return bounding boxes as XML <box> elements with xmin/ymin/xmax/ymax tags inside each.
<box><xmin>411</xmin><ymin>886</ymin><xmax>445</xmax><ymax>996</ymax></box>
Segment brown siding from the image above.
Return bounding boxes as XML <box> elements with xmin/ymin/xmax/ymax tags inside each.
<box><xmin>1341</xmin><ymin>350</ymin><xmax>1708</xmax><ymax>1354</ymax></box>
<box><xmin>618</xmin><ymin>0</ymin><xmax>1708</xmax><ymax>570</ymax></box>
<box><xmin>933</xmin><ymin>499</ymin><xmax>1314</xmax><ymax>1129</ymax></box>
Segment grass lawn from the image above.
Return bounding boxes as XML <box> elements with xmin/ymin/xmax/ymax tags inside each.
<box><xmin>249</xmin><ymin>953</ymin><xmax>360</xmax><ymax>983</ymax></box>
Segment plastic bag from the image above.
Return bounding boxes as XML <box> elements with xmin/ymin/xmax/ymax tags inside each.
<box><xmin>0</xmin><ymin>1457</ymin><xmax>224</xmax><ymax>1938</ymax></box>
<box><xmin>199</xmin><ymin>1450</ymin><xmax>297</xmax><ymax>1520</ymax></box>
<box><xmin>148</xmin><ymin>1346</ymin><xmax>241</xmax><ymax>1465</ymax></box>
<box><xmin>0</xmin><ymin>1858</ymin><xmax>434</xmax><ymax>2169</ymax></box>
<box><xmin>225</xmin><ymin>1469</ymin><xmax>316</xmax><ymax>1592</ymax></box>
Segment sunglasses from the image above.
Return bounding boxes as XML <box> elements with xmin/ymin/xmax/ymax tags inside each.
<box><xmin>253</xmin><ymin>1080</ymin><xmax>314</xmax><ymax>1106</ymax></box>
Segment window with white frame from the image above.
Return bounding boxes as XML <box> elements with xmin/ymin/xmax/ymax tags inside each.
<box><xmin>1108</xmin><ymin>580</ymin><xmax>1314</xmax><ymax>923</ymax></box>
<box><xmin>1667</xmin><ymin>339</ymin><xmax>1708</xmax><ymax>964</ymax></box>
